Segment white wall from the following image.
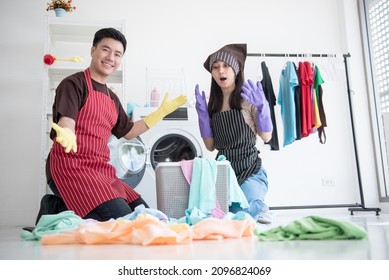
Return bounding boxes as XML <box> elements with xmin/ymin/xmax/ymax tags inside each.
<box><xmin>0</xmin><ymin>0</ymin><xmax>385</xmax><ymax>226</ymax></box>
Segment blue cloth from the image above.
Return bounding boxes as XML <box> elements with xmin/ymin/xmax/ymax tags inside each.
<box><xmin>278</xmin><ymin>61</ymin><xmax>299</xmax><ymax>146</ymax></box>
<box><xmin>186</xmin><ymin>157</ymin><xmax>250</xmax><ymax>223</ymax></box>
<box><xmin>175</xmin><ymin>208</ymin><xmax>256</xmax><ymax>226</ymax></box>
<box><xmin>188</xmin><ymin>157</ymin><xmax>249</xmax><ymax>213</ymax></box>
<box><xmin>126</xmin><ymin>102</ymin><xmax>140</xmax><ymax>117</ymax></box>
<box><xmin>122</xmin><ymin>204</ymin><xmax>168</xmax><ymax>221</ymax></box>
<box><xmin>188</xmin><ymin>158</ymin><xmax>217</xmax><ymax>213</ymax></box>
<box><xmin>20</xmin><ymin>211</ymin><xmax>85</xmax><ymax>241</ymax></box>
<box><xmin>184</xmin><ymin>207</ymin><xmax>209</xmax><ymax>225</ymax></box>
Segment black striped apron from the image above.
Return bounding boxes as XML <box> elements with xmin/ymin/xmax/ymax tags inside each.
<box><xmin>212</xmin><ymin>109</ymin><xmax>261</xmax><ymax>184</ymax></box>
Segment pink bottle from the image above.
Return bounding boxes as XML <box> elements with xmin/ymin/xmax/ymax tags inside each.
<box><xmin>150</xmin><ymin>88</ymin><xmax>160</xmax><ymax>107</ymax></box>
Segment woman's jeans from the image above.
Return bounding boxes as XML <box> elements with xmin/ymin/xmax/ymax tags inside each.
<box><xmin>229</xmin><ymin>166</ymin><xmax>269</xmax><ymax>219</ymax></box>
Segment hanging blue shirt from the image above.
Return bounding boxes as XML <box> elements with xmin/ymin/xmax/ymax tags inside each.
<box><xmin>278</xmin><ymin>61</ymin><xmax>299</xmax><ymax>146</ymax></box>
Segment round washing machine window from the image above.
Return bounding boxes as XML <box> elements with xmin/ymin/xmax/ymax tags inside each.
<box><xmin>108</xmin><ymin>135</ymin><xmax>147</xmax><ymax>188</ymax></box>
<box><xmin>118</xmin><ymin>139</ymin><xmax>146</xmax><ymax>174</ymax></box>
<box><xmin>149</xmin><ymin>133</ymin><xmax>198</xmax><ymax>169</ymax></box>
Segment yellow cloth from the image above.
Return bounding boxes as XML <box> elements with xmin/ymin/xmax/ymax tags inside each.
<box><xmin>143</xmin><ymin>93</ymin><xmax>187</xmax><ymax>128</ymax></box>
<box><xmin>313</xmin><ymin>89</ymin><xmax>322</xmax><ymax>128</ymax></box>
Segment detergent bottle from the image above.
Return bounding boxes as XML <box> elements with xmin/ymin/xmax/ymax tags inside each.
<box><xmin>150</xmin><ymin>88</ymin><xmax>160</xmax><ymax>107</ymax></box>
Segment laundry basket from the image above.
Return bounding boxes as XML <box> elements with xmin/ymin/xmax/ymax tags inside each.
<box><xmin>155</xmin><ymin>161</ymin><xmax>230</xmax><ymax>219</ymax></box>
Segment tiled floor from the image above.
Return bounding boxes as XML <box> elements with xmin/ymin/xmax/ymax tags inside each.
<box><xmin>0</xmin><ymin>208</ymin><xmax>388</xmax><ymax>260</ymax></box>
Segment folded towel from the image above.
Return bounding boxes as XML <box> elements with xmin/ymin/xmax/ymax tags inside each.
<box><xmin>255</xmin><ymin>215</ymin><xmax>367</xmax><ymax>241</ymax></box>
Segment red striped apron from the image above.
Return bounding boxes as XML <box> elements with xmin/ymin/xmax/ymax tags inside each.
<box><xmin>50</xmin><ymin>69</ymin><xmax>140</xmax><ymax>217</ymax></box>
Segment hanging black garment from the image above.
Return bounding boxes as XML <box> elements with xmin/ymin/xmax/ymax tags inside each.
<box><xmin>317</xmin><ymin>84</ymin><xmax>327</xmax><ymax>143</ymax></box>
<box><xmin>293</xmin><ymin>62</ymin><xmax>302</xmax><ymax>140</ymax></box>
<box><xmin>212</xmin><ymin>109</ymin><xmax>261</xmax><ymax>185</ymax></box>
<box><xmin>261</xmin><ymin>61</ymin><xmax>280</xmax><ymax>150</ymax></box>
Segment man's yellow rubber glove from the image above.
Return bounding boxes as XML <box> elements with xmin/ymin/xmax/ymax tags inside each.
<box><xmin>51</xmin><ymin>123</ymin><xmax>77</xmax><ymax>153</ymax></box>
<box><xmin>144</xmin><ymin>93</ymin><xmax>187</xmax><ymax>128</ymax></box>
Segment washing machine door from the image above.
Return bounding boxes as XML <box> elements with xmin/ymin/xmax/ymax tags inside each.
<box><xmin>149</xmin><ymin>132</ymin><xmax>199</xmax><ymax>170</ymax></box>
<box><xmin>108</xmin><ymin>135</ymin><xmax>147</xmax><ymax>188</ymax></box>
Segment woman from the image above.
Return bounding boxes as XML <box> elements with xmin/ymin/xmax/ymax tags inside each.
<box><xmin>195</xmin><ymin>44</ymin><xmax>273</xmax><ymax>223</ymax></box>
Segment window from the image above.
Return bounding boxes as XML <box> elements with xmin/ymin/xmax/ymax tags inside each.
<box><xmin>359</xmin><ymin>0</ymin><xmax>389</xmax><ymax>200</ymax></box>
<box><xmin>369</xmin><ymin>1</ymin><xmax>389</xmax><ymax>112</ymax></box>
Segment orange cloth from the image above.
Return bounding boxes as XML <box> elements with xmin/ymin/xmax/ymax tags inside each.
<box><xmin>41</xmin><ymin>216</ymin><xmax>255</xmax><ymax>246</ymax></box>
<box><xmin>41</xmin><ymin>216</ymin><xmax>192</xmax><ymax>245</ymax></box>
<box><xmin>192</xmin><ymin>218</ymin><xmax>254</xmax><ymax>240</ymax></box>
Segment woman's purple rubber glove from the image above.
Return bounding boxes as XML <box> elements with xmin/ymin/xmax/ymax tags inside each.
<box><xmin>241</xmin><ymin>79</ymin><xmax>273</xmax><ymax>133</ymax></box>
<box><xmin>195</xmin><ymin>84</ymin><xmax>213</xmax><ymax>138</ymax></box>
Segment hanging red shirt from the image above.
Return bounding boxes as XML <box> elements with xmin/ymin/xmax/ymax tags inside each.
<box><xmin>299</xmin><ymin>61</ymin><xmax>315</xmax><ymax>137</ymax></box>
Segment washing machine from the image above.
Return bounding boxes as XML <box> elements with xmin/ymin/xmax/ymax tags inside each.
<box><xmin>108</xmin><ymin>107</ymin><xmax>216</xmax><ymax>209</ymax></box>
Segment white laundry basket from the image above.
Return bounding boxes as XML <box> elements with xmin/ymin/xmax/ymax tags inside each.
<box><xmin>155</xmin><ymin>161</ymin><xmax>230</xmax><ymax>219</ymax></box>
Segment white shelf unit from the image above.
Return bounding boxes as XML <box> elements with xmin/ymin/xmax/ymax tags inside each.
<box><xmin>40</xmin><ymin>17</ymin><xmax>126</xmax><ymax>197</ymax></box>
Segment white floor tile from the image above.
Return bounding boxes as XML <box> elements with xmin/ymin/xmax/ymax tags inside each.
<box><xmin>0</xmin><ymin>209</ymin><xmax>388</xmax><ymax>260</ymax></box>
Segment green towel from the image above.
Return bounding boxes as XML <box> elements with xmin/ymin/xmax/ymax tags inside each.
<box><xmin>255</xmin><ymin>215</ymin><xmax>367</xmax><ymax>241</ymax></box>
<box><xmin>20</xmin><ymin>210</ymin><xmax>84</xmax><ymax>241</ymax></box>
<box><xmin>188</xmin><ymin>158</ymin><xmax>217</xmax><ymax>213</ymax></box>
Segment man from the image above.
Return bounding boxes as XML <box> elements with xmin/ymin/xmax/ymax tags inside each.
<box><xmin>37</xmin><ymin>27</ymin><xmax>186</xmax><ymax>223</ymax></box>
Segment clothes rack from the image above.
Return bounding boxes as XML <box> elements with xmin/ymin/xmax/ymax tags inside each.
<box><xmin>247</xmin><ymin>52</ymin><xmax>381</xmax><ymax>215</ymax></box>
<box><xmin>247</xmin><ymin>53</ymin><xmax>338</xmax><ymax>58</ymax></box>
